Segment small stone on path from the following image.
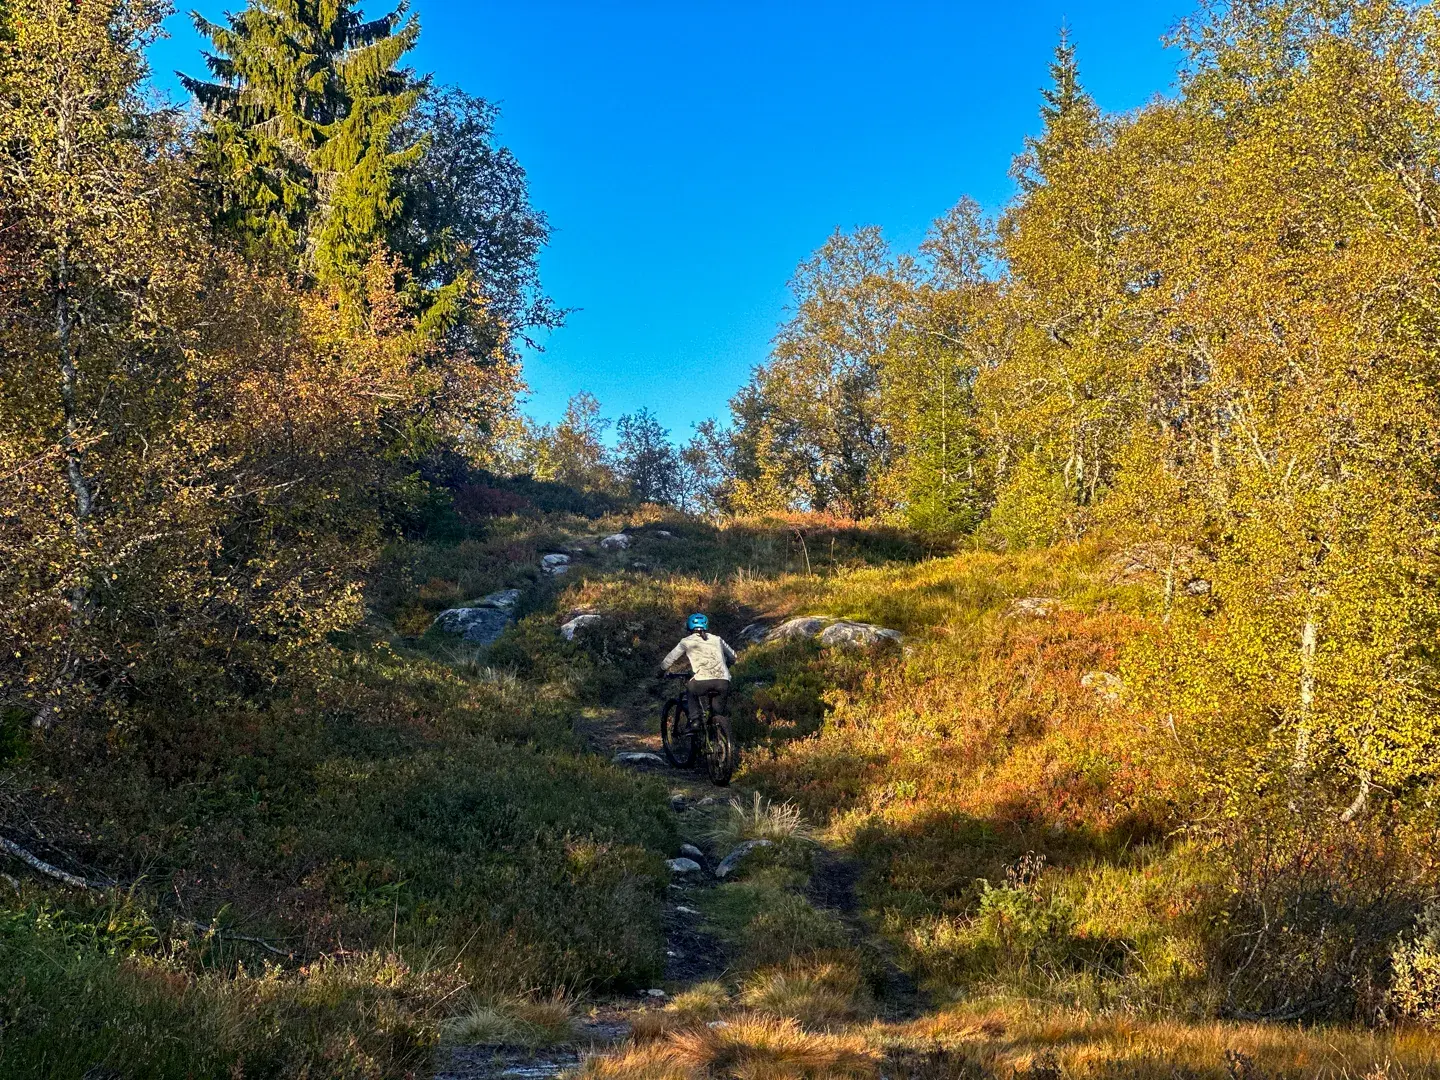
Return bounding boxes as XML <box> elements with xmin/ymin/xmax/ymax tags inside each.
<box><xmin>666</xmin><ymin>857</ymin><xmax>703</xmax><ymax>875</ymax></box>
<box><xmin>679</xmin><ymin>843</ymin><xmax>705</xmax><ymax>862</ymax></box>
<box><xmin>612</xmin><ymin>751</ymin><xmax>665</xmax><ymax>766</ymax></box>
<box><xmin>715</xmin><ymin>839</ymin><xmax>775</xmax><ymax>879</ymax></box>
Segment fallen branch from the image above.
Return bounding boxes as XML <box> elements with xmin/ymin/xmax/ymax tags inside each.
<box><xmin>2</xmin><ymin>835</ymin><xmax>299</xmax><ymax>958</ymax></box>
<box><xmin>188</xmin><ymin>920</ymin><xmax>295</xmax><ymax>959</ymax></box>
<box><xmin>0</xmin><ymin>835</ymin><xmax>105</xmax><ymax>889</ymax></box>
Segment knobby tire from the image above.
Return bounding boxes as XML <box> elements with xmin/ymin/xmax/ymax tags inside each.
<box><xmin>705</xmin><ymin>714</ymin><xmax>736</xmax><ymax>786</ymax></box>
<box><xmin>661</xmin><ymin>696</ymin><xmax>697</xmax><ymax>767</ymax></box>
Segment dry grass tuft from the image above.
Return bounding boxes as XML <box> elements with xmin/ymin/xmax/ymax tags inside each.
<box><xmin>709</xmin><ymin>792</ymin><xmax>816</xmax><ymax>853</ymax></box>
<box><xmin>898</xmin><ymin>999</ymin><xmax>1440</xmax><ymax>1080</ymax></box>
<box><xmin>579</xmin><ymin>1044</ymin><xmax>693</xmax><ymax>1080</ymax></box>
<box><xmin>440</xmin><ymin>995</ymin><xmax>573</xmax><ymax>1047</ymax></box>
<box><xmin>739</xmin><ymin>957</ymin><xmax>868</xmax><ymax>1027</ymax></box>
<box><xmin>667</xmin><ymin>1014</ymin><xmax>879</xmax><ymax>1079</ymax></box>
<box><xmin>631</xmin><ymin>982</ymin><xmax>731</xmax><ymax>1041</ymax></box>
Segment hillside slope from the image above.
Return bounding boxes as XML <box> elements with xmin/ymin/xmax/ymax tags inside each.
<box><xmin>5</xmin><ymin>511</ymin><xmax>1439</xmax><ymax>1079</ymax></box>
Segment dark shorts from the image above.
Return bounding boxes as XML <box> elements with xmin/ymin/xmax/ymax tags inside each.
<box><xmin>686</xmin><ymin>678</ymin><xmax>730</xmax><ymax>722</ymax></box>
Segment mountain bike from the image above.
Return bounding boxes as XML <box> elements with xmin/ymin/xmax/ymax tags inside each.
<box><xmin>660</xmin><ymin>672</ymin><xmax>737</xmax><ymax>786</ymax></box>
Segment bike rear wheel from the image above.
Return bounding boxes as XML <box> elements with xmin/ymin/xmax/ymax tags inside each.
<box><xmin>661</xmin><ymin>697</ymin><xmax>698</xmax><ymax>767</ymax></box>
<box><xmin>704</xmin><ymin>714</ymin><xmax>737</xmax><ymax>786</ymax></box>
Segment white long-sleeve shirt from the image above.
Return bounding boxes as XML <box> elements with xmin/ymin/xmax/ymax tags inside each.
<box><xmin>662</xmin><ymin>632</ymin><xmax>737</xmax><ymax>681</ymax></box>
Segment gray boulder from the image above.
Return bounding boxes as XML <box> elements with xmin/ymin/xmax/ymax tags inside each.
<box><xmin>819</xmin><ymin>621</ymin><xmax>903</xmax><ymax>648</ymax></box>
<box><xmin>666</xmin><ymin>858</ymin><xmax>703</xmax><ymax>876</ymax></box>
<box><xmin>432</xmin><ymin>606</ymin><xmax>513</xmax><ymax>646</ymax></box>
<box><xmin>679</xmin><ymin>843</ymin><xmax>706</xmax><ymax>864</ymax></box>
<box><xmin>714</xmin><ymin>839</ymin><xmax>775</xmax><ymax>879</ymax></box>
<box><xmin>600</xmin><ymin>533</ymin><xmax>632</xmax><ymax>551</ymax></box>
<box><xmin>541</xmin><ymin>553</ymin><xmax>571</xmax><ymax>575</ymax></box>
<box><xmin>759</xmin><ymin>616</ymin><xmax>902</xmax><ymax>649</ymax></box>
<box><xmin>480</xmin><ymin>589</ymin><xmax>521</xmax><ymax>611</ymax></box>
<box><xmin>767</xmin><ymin>616</ymin><xmax>834</xmax><ymax>642</ymax></box>
<box><xmin>1007</xmin><ymin>597</ymin><xmax>1059</xmax><ymax>619</ymax></box>
<box><xmin>738</xmin><ymin>622</ymin><xmax>771</xmax><ymax>644</ymax></box>
<box><xmin>561</xmin><ymin>613</ymin><xmax>605</xmax><ymax>640</ymax></box>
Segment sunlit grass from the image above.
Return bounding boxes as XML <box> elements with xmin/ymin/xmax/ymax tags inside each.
<box><xmin>440</xmin><ymin>995</ymin><xmax>574</xmax><ymax>1047</ymax></box>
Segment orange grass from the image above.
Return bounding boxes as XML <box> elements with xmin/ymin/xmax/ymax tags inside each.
<box><xmin>582</xmin><ymin>1015</ymin><xmax>880</xmax><ymax>1080</ymax></box>
<box><xmin>903</xmin><ymin>999</ymin><xmax>1440</xmax><ymax>1079</ymax></box>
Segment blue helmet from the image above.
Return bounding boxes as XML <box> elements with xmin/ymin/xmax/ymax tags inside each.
<box><xmin>687</xmin><ymin>613</ymin><xmax>709</xmax><ymax>632</ymax></box>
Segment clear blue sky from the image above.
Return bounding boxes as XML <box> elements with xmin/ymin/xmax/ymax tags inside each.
<box><xmin>147</xmin><ymin>1</ymin><xmax>1188</xmax><ymax>440</ymax></box>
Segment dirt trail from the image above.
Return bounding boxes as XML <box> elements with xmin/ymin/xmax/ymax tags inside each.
<box><xmin>435</xmin><ymin>686</ymin><xmax>919</xmax><ymax>1078</ymax></box>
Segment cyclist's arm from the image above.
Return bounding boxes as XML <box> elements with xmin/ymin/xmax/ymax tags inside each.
<box><xmin>721</xmin><ymin>639</ymin><xmax>737</xmax><ymax>664</ymax></box>
<box><xmin>659</xmin><ymin>640</ymin><xmax>687</xmax><ymax>674</ymax></box>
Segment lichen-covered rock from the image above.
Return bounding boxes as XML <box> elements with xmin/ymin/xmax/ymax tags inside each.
<box><xmin>1007</xmin><ymin>596</ymin><xmax>1059</xmax><ymax>618</ymax></box>
<box><xmin>561</xmin><ymin>613</ymin><xmax>604</xmax><ymax>640</ymax></box>
<box><xmin>1081</xmin><ymin>671</ymin><xmax>1124</xmax><ymax>702</ymax></box>
<box><xmin>767</xmin><ymin>616</ymin><xmax>835</xmax><ymax>642</ymax></box>
<box><xmin>666</xmin><ymin>858</ymin><xmax>703</xmax><ymax>876</ymax></box>
<box><xmin>432</xmin><ymin>606</ymin><xmax>513</xmax><ymax>646</ymax></box>
<box><xmin>714</xmin><ymin>839</ymin><xmax>775</xmax><ymax>879</ymax></box>
<box><xmin>541</xmin><ymin>553</ymin><xmax>571</xmax><ymax>575</ymax></box>
<box><xmin>818</xmin><ymin>621</ymin><xmax>903</xmax><ymax>648</ymax></box>
<box><xmin>479</xmin><ymin>589</ymin><xmax>522</xmax><ymax>610</ymax></box>
<box><xmin>757</xmin><ymin>616</ymin><xmax>901</xmax><ymax>649</ymax></box>
<box><xmin>738</xmin><ymin>622</ymin><xmax>771</xmax><ymax>644</ymax></box>
<box><xmin>600</xmin><ymin>533</ymin><xmax>632</xmax><ymax>551</ymax></box>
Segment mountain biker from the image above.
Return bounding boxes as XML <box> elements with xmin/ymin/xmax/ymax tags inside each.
<box><xmin>659</xmin><ymin>614</ymin><xmax>736</xmax><ymax>729</ymax></box>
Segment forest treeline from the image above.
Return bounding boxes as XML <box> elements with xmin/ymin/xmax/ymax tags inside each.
<box><xmin>0</xmin><ymin>0</ymin><xmax>562</xmax><ymax>730</ymax></box>
<box><xmin>7</xmin><ymin>0</ymin><xmax>1440</xmax><ymax>1065</ymax></box>
<box><xmin>554</xmin><ymin>2</ymin><xmax>1440</xmax><ymax>866</ymax></box>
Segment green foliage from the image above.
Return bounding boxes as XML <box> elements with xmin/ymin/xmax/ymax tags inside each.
<box><xmin>727</xmin><ymin>227</ymin><xmax>916</xmax><ymax>517</ymax></box>
<box><xmin>391</xmin><ymin>86</ymin><xmax>562</xmax><ymax>356</ymax></box>
<box><xmin>184</xmin><ymin>0</ymin><xmax>422</xmax><ymax>292</ymax></box>
<box><xmin>0</xmin><ymin>903</ymin><xmax>448</xmax><ymax>1078</ymax></box>
<box><xmin>1391</xmin><ymin>903</ymin><xmax>1440</xmax><ymax>1024</ymax></box>
<box><xmin>616</xmin><ymin>408</ymin><xmax>682</xmax><ymax>506</ymax></box>
<box><xmin>984</xmin><ymin>456</ymin><xmax>1072</xmax><ymax>550</ymax></box>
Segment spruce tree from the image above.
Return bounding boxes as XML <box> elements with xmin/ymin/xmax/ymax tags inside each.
<box><xmin>1039</xmin><ymin>27</ymin><xmax>1087</xmax><ymax>127</ymax></box>
<box><xmin>1018</xmin><ymin>27</ymin><xmax>1100</xmax><ymax>189</ymax></box>
<box><xmin>182</xmin><ymin>0</ymin><xmax>421</xmax><ymax>291</ymax></box>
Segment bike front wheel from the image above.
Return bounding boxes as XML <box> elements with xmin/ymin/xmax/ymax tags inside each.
<box><xmin>661</xmin><ymin>697</ymin><xmax>697</xmax><ymax>767</ymax></box>
<box><xmin>704</xmin><ymin>714</ymin><xmax>737</xmax><ymax>786</ymax></box>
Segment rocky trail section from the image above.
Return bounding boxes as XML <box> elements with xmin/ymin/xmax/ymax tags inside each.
<box><xmin>435</xmin><ymin>680</ymin><xmax>918</xmax><ymax>1078</ymax></box>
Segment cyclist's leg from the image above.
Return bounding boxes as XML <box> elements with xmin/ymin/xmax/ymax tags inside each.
<box><xmin>713</xmin><ymin>679</ymin><xmax>731</xmax><ymax>717</ymax></box>
<box><xmin>688</xmin><ymin>679</ymin><xmax>726</xmax><ymax>723</ymax></box>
